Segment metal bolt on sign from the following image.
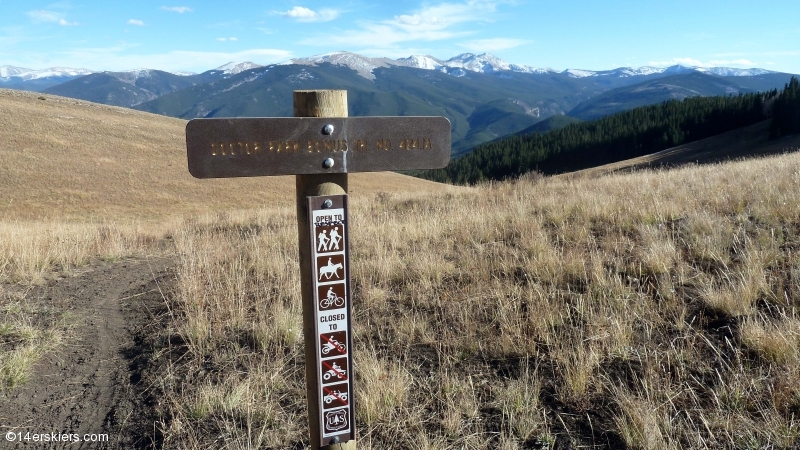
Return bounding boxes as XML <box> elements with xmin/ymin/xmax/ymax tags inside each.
<box><xmin>185</xmin><ymin>90</ymin><xmax>451</xmax><ymax>449</ymax></box>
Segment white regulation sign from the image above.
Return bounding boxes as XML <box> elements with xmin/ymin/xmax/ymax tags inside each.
<box><xmin>308</xmin><ymin>195</ymin><xmax>355</xmax><ymax>446</ymax></box>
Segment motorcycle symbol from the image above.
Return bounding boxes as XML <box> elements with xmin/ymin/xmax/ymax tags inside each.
<box><xmin>324</xmin><ymin>390</ymin><xmax>348</xmax><ymax>404</ymax></box>
<box><xmin>321</xmin><ymin>337</ymin><xmax>346</xmax><ymax>355</ymax></box>
<box><xmin>323</xmin><ymin>362</ymin><xmax>347</xmax><ymax>381</ymax></box>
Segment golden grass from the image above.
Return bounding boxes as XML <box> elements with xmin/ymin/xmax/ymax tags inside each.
<box><xmin>0</xmin><ymin>89</ymin><xmax>459</xmax><ymax>222</ymax></box>
<box><xmin>0</xmin><ymin>293</ymin><xmax>67</xmax><ymax>388</ymax></box>
<box><xmin>0</xmin><ymin>89</ymin><xmax>459</xmax><ymax>426</ymax></box>
<box><xmin>137</xmin><ymin>149</ymin><xmax>800</xmax><ymax>448</ymax></box>
<box><xmin>0</xmin><ymin>220</ymin><xmax>168</xmax><ymax>283</ymax></box>
<box><xmin>3</xmin><ymin>90</ymin><xmax>800</xmax><ymax>447</ymax></box>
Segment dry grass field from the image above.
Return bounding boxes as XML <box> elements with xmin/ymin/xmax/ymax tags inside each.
<box><xmin>0</xmin><ymin>88</ymin><xmax>446</xmax><ymax>221</ymax></box>
<box><xmin>1</xmin><ymin>89</ymin><xmax>799</xmax><ymax>449</ymax></box>
<box><xmin>154</xmin><ymin>153</ymin><xmax>800</xmax><ymax>449</ymax></box>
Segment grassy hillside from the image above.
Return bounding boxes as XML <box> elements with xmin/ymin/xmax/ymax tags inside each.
<box><xmin>2</xmin><ymin>87</ymin><xmax>799</xmax><ymax>449</ymax></box>
<box><xmin>0</xmin><ymin>89</ymin><xmax>452</xmax><ymax>221</ymax></box>
<box><xmin>555</xmin><ymin>119</ymin><xmax>800</xmax><ymax>180</ymax></box>
<box><xmin>156</xmin><ymin>151</ymin><xmax>800</xmax><ymax>448</ymax></box>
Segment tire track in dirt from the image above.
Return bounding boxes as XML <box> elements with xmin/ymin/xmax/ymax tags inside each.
<box><xmin>1</xmin><ymin>257</ymin><xmax>176</xmax><ymax>449</ymax></box>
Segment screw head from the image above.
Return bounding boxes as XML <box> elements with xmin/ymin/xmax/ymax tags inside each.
<box><xmin>330</xmin><ymin>436</ymin><xmax>340</xmax><ymax>444</ymax></box>
<box><xmin>323</xmin><ymin>199</ymin><xmax>333</xmax><ymax>208</ymax></box>
<box><xmin>322</xmin><ymin>124</ymin><xmax>335</xmax><ymax>135</ymax></box>
<box><xmin>323</xmin><ymin>157</ymin><xmax>335</xmax><ymax>169</ymax></box>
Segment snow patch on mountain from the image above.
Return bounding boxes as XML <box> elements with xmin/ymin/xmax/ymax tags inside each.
<box><xmin>106</xmin><ymin>69</ymin><xmax>154</xmax><ymax>84</ymax></box>
<box><xmin>281</xmin><ymin>51</ymin><xmax>554</xmax><ymax>80</ymax></box>
<box><xmin>1</xmin><ymin>66</ymin><xmax>33</xmax><ymax>78</ymax></box>
<box><xmin>214</xmin><ymin>62</ymin><xmax>263</xmax><ymax>75</ymax></box>
<box><xmin>24</xmin><ymin>67</ymin><xmax>93</xmax><ymax>79</ymax></box>
<box><xmin>396</xmin><ymin>55</ymin><xmax>445</xmax><ymax>71</ymax></box>
<box><xmin>443</xmin><ymin>53</ymin><xmax>553</xmax><ymax>74</ymax></box>
<box><xmin>628</xmin><ymin>66</ymin><xmax>667</xmax><ymax>76</ymax></box>
<box><xmin>564</xmin><ymin>69</ymin><xmax>596</xmax><ymax>78</ymax></box>
<box><xmin>698</xmin><ymin>67</ymin><xmax>774</xmax><ymax>76</ymax></box>
<box><xmin>124</xmin><ymin>68</ymin><xmax>154</xmax><ymax>78</ymax></box>
<box><xmin>0</xmin><ymin>65</ymin><xmax>93</xmax><ymax>80</ymax></box>
<box><xmin>281</xmin><ymin>52</ymin><xmax>396</xmax><ymax>80</ymax></box>
<box><xmin>562</xmin><ymin>64</ymin><xmax>775</xmax><ymax>78</ymax></box>
<box><xmin>221</xmin><ymin>70</ymin><xmax>269</xmax><ymax>93</ymax></box>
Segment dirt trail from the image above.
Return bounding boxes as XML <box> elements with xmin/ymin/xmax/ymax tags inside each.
<box><xmin>1</xmin><ymin>257</ymin><xmax>176</xmax><ymax>449</ymax></box>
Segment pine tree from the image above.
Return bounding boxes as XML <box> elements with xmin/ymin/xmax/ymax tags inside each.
<box><xmin>770</xmin><ymin>77</ymin><xmax>800</xmax><ymax>139</ymax></box>
<box><xmin>420</xmin><ymin>90</ymin><xmax>781</xmax><ymax>184</ymax></box>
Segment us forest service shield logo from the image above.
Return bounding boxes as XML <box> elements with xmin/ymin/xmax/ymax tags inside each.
<box><xmin>324</xmin><ymin>409</ymin><xmax>349</xmax><ymax>432</ymax></box>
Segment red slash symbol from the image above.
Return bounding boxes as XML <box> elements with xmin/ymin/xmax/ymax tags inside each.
<box><xmin>320</xmin><ymin>333</ymin><xmax>346</xmax><ymax>355</ymax></box>
<box><xmin>322</xmin><ymin>386</ymin><xmax>349</xmax><ymax>405</ymax></box>
<box><xmin>321</xmin><ymin>359</ymin><xmax>347</xmax><ymax>381</ymax></box>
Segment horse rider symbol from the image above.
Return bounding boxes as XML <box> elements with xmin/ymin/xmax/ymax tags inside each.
<box><xmin>319</xmin><ymin>257</ymin><xmax>343</xmax><ymax>280</ymax></box>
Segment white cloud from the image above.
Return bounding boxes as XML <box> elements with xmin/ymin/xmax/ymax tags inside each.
<box><xmin>763</xmin><ymin>50</ymin><xmax>800</xmax><ymax>57</ymax></box>
<box><xmin>460</xmin><ymin>38</ymin><xmax>529</xmax><ymax>52</ymax></box>
<box><xmin>127</xmin><ymin>19</ymin><xmax>145</xmax><ymax>26</ymax></box>
<box><xmin>299</xmin><ymin>1</ymin><xmax>498</xmax><ymax>51</ymax></box>
<box><xmin>710</xmin><ymin>59</ymin><xmax>754</xmax><ymax>66</ymax></box>
<box><xmin>28</xmin><ymin>10</ymin><xmax>78</xmax><ymax>26</ymax></box>
<box><xmin>28</xmin><ymin>10</ymin><xmax>61</xmax><ymax>22</ymax></box>
<box><xmin>161</xmin><ymin>6</ymin><xmax>193</xmax><ymax>13</ymax></box>
<box><xmin>649</xmin><ymin>57</ymin><xmax>757</xmax><ymax>68</ymax></box>
<box><xmin>280</xmin><ymin>6</ymin><xmax>339</xmax><ymax>23</ymax></box>
<box><xmin>217</xmin><ymin>37</ymin><xmax>238</xmax><ymax>42</ymax></box>
<box><xmin>649</xmin><ymin>57</ymin><xmax>705</xmax><ymax>67</ymax></box>
<box><xmin>208</xmin><ymin>21</ymin><xmax>241</xmax><ymax>29</ymax></box>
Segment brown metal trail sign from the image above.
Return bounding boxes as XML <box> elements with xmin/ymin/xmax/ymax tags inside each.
<box><xmin>186</xmin><ymin>116</ymin><xmax>450</xmax><ymax>178</ymax></box>
<box><xmin>185</xmin><ymin>90</ymin><xmax>450</xmax><ymax>450</ymax></box>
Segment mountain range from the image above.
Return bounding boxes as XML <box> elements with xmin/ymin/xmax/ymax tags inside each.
<box><xmin>3</xmin><ymin>52</ymin><xmax>796</xmax><ymax>155</ymax></box>
<box><xmin>0</xmin><ymin>66</ymin><xmax>93</xmax><ymax>91</ymax></box>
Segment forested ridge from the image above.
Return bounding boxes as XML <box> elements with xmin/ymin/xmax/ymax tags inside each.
<box><xmin>770</xmin><ymin>76</ymin><xmax>800</xmax><ymax>139</ymax></box>
<box><xmin>422</xmin><ymin>77</ymin><xmax>800</xmax><ymax>184</ymax></box>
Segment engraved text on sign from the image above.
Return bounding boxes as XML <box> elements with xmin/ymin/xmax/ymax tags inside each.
<box><xmin>186</xmin><ymin>116</ymin><xmax>451</xmax><ymax>178</ymax></box>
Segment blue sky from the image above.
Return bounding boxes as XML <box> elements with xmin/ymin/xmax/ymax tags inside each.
<box><xmin>1</xmin><ymin>0</ymin><xmax>799</xmax><ymax>74</ymax></box>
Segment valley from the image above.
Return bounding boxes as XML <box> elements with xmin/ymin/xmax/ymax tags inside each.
<box><xmin>5</xmin><ymin>52</ymin><xmax>796</xmax><ymax>158</ymax></box>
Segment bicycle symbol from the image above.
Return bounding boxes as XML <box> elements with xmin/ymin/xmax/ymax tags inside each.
<box><xmin>320</xmin><ymin>285</ymin><xmax>345</xmax><ymax>309</ymax></box>
<box><xmin>320</xmin><ymin>295</ymin><xmax>345</xmax><ymax>309</ymax></box>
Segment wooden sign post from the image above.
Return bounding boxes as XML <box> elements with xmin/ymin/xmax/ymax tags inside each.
<box><xmin>185</xmin><ymin>90</ymin><xmax>450</xmax><ymax>449</ymax></box>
